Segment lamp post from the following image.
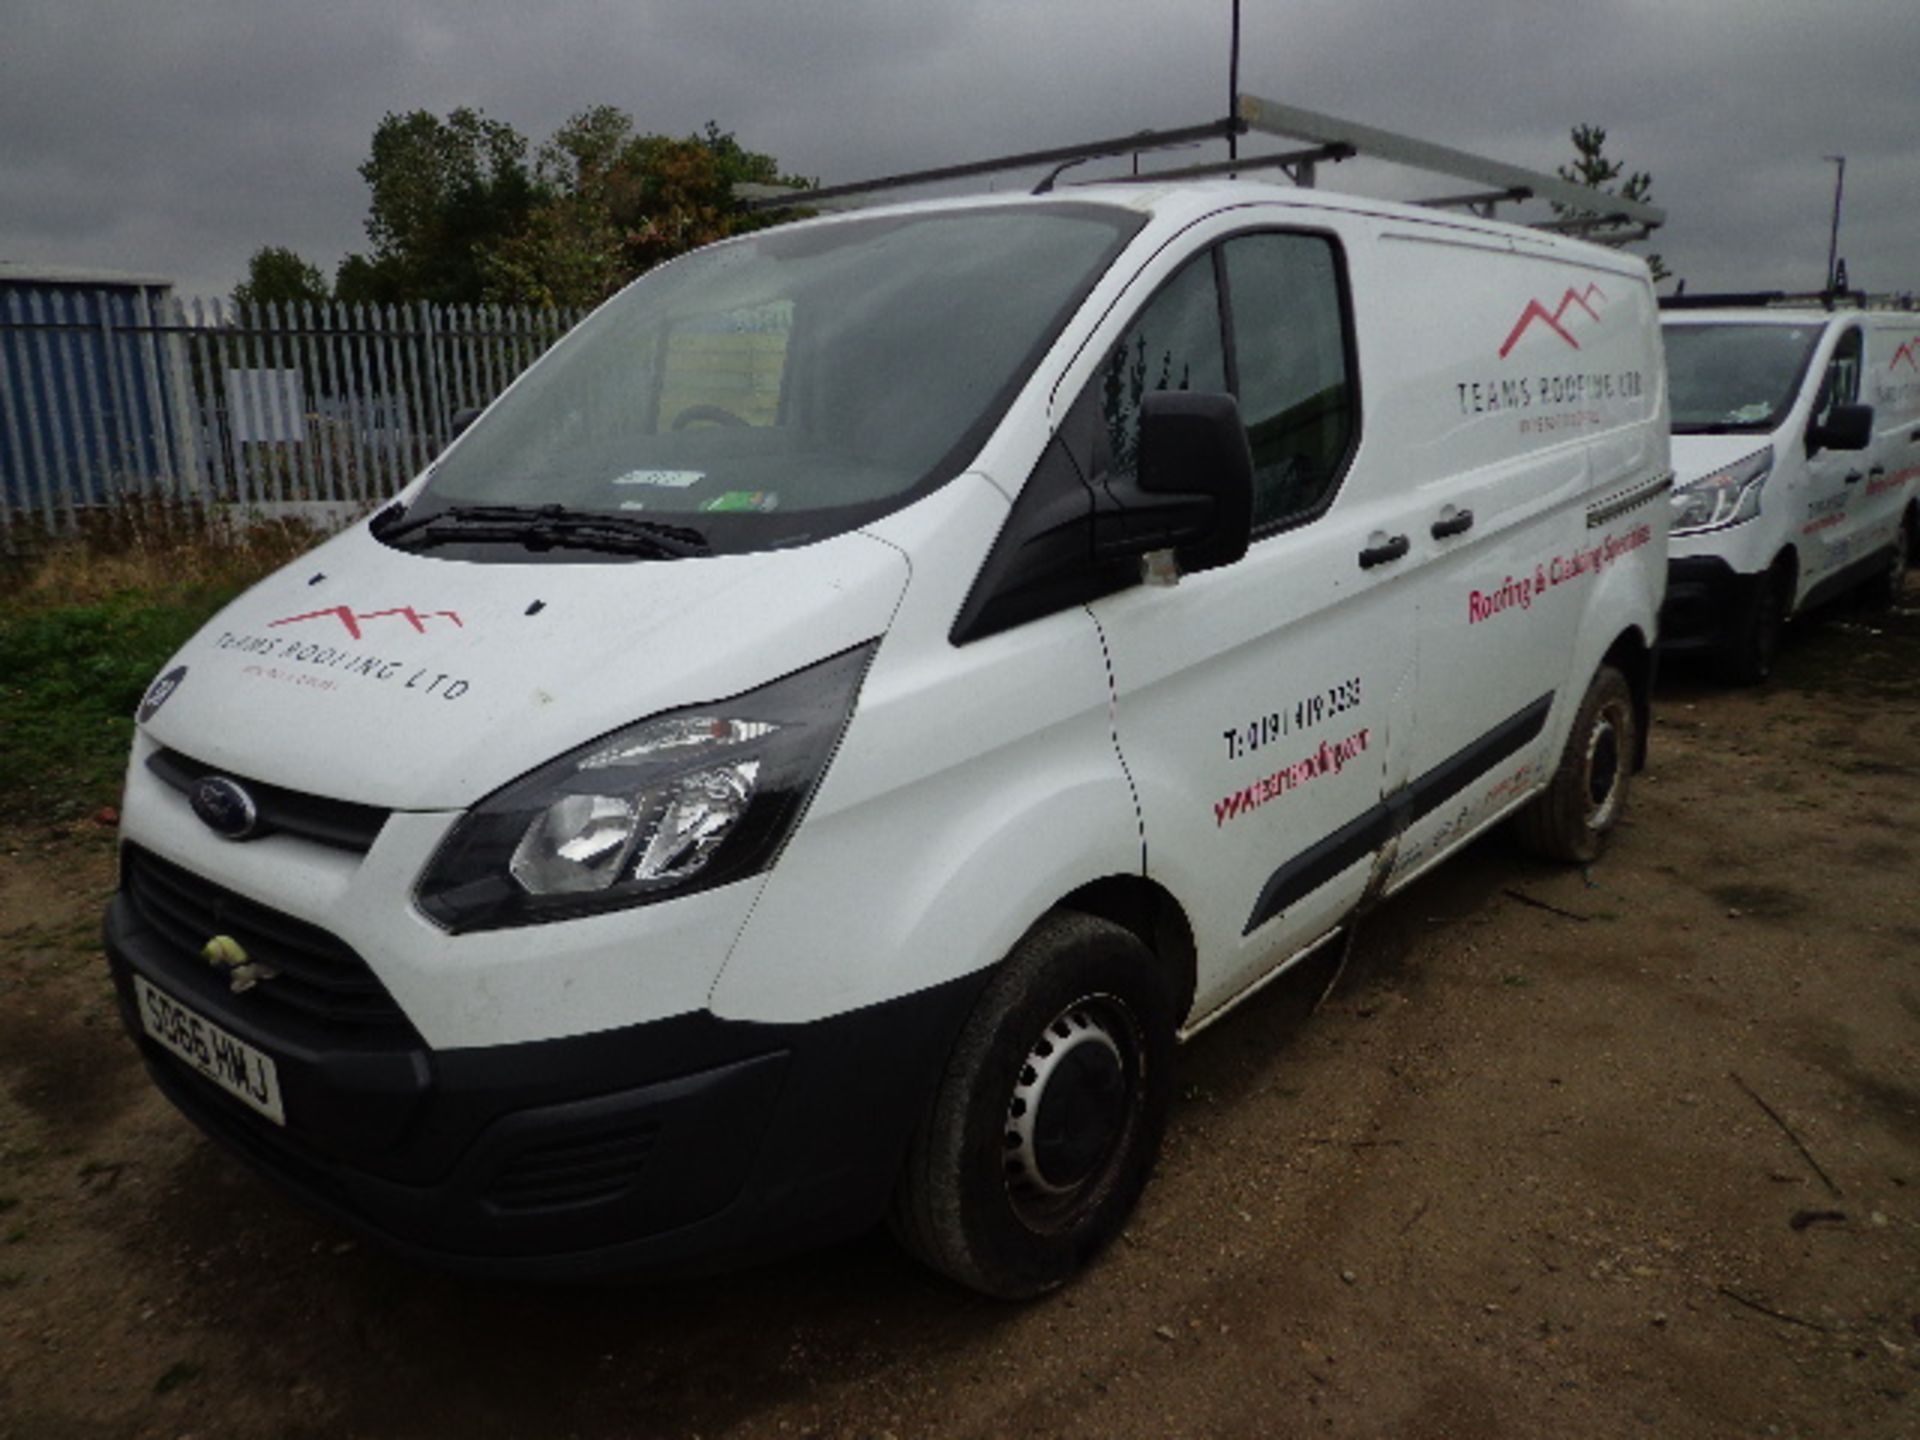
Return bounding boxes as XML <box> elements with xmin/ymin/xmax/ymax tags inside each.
<box><xmin>1824</xmin><ymin>155</ymin><xmax>1846</xmax><ymax>293</ymax></box>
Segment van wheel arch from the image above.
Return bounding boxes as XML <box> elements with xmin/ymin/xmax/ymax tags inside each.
<box><xmin>1601</xmin><ymin>628</ymin><xmax>1653</xmax><ymax>772</ymax></box>
<box><xmin>1058</xmin><ymin>876</ymin><xmax>1196</xmax><ymax>1022</ymax></box>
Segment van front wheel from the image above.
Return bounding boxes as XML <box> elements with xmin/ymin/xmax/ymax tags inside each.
<box><xmin>1514</xmin><ymin>665</ymin><xmax>1636</xmax><ymax>864</ymax></box>
<box><xmin>890</xmin><ymin>911</ymin><xmax>1177</xmax><ymax>1299</ymax></box>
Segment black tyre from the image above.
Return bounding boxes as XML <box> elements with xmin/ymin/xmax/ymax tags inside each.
<box><xmin>890</xmin><ymin>911</ymin><xmax>1178</xmax><ymax>1298</ymax></box>
<box><xmin>1718</xmin><ymin>562</ymin><xmax>1787</xmax><ymax>685</ymax></box>
<box><xmin>1513</xmin><ymin>665</ymin><xmax>1636</xmax><ymax>864</ymax></box>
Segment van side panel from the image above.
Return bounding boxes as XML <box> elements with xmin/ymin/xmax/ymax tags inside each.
<box><xmin>710</xmin><ymin>477</ymin><xmax>1140</xmax><ymax>1025</ymax></box>
<box><xmin>1348</xmin><ymin>229</ymin><xmax>1666</xmax><ymax>886</ymax></box>
<box><xmin>1866</xmin><ymin>317</ymin><xmax>1920</xmax><ymax>531</ymax></box>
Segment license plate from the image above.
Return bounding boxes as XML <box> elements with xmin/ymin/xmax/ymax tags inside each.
<box><xmin>134</xmin><ymin>974</ymin><xmax>285</xmax><ymax>1126</ymax></box>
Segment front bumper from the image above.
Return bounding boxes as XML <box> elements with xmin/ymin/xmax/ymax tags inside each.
<box><xmin>103</xmin><ymin>849</ymin><xmax>985</xmax><ymax>1279</ymax></box>
<box><xmin>1658</xmin><ymin>555</ymin><xmax>1761</xmax><ymax>656</ymax></box>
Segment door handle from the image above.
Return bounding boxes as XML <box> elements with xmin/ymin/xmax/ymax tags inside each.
<box><xmin>1358</xmin><ymin>533</ymin><xmax>1411</xmax><ymax>569</ymax></box>
<box><xmin>1844</xmin><ymin>471</ymin><xmax>1865</xmax><ymax>485</ymax></box>
<box><xmin>1430</xmin><ymin>508</ymin><xmax>1475</xmax><ymax>540</ymax></box>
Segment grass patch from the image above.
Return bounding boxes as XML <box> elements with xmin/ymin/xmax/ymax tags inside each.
<box><xmin>0</xmin><ymin>504</ymin><xmax>325</xmax><ymax>825</ymax></box>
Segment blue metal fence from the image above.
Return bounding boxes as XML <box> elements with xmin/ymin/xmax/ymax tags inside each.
<box><xmin>0</xmin><ymin>286</ymin><xmax>586</xmax><ymax>542</ymax></box>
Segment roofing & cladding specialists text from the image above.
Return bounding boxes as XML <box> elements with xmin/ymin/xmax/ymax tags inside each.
<box><xmin>1467</xmin><ymin>523</ymin><xmax>1653</xmax><ymax>625</ymax></box>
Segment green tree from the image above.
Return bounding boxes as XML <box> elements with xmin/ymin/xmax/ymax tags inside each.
<box><xmin>1557</xmin><ymin>124</ymin><xmax>1670</xmax><ymax>284</ymax></box>
<box><xmin>331</xmin><ymin>105</ymin><xmax>801</xmax><ymax>309</ymax></box>
<box><xmin>339</xmin><ymin>106</ymin><xmax>538</xmax><ymax>305</ymax></box>
<box><xmin>233</xmin><ymin>246</ymin><xmax>330</xmax><ymax>309</ymax></box>
<box><xmin>481</xmin><ymin>110</ymin><xmax>802</xmax><ymax>307</ymax></box>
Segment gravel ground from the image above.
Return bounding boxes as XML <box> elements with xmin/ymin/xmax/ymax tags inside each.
<box><xmin>3</xmin><ymin>576</ymin><xmax>1917</xmax><ymax>1440</ymax></box>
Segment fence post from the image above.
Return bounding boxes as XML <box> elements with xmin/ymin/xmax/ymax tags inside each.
<box><xmin>160</xmin><ymin>293</ymin><xmax>205</xmax><ymax>505</ymax></box>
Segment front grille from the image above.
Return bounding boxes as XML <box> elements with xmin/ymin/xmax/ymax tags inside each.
<box><xmin>121</xmin><ymin>845</ymin><xmax>414</xmax><ymax>1035</ymax></box>
<box><xmin>483</xmin><ymin>1121</ymin><xmax>661</xmax><ymax>1212</ymax></box>
<box><xmin>147</xmin><ymin>748</ymin><xmax>390</xmax><ymax>853</ymax></box>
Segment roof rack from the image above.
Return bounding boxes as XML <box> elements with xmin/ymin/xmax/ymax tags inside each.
<box><xmin>1659</xmin><ymin>289</ymin><xmax>1917</xmax><ymax>313</ymax></box>
<box><xmin>740</xmin><ymin>94</ymin><xmax>1666</xmax><ymax>242</ymax></box>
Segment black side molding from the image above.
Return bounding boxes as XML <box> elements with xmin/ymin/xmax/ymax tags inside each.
<box><xmin>1242</xmin><ymin>692</ymin><xmax>1553</xmax><ymax>935</ymax></box>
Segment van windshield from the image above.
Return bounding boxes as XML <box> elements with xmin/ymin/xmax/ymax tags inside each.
<box><xmin>1663</xmin><ymin>322</ymin><xmax>1823</xmax><ymax>435</ymax></box>
<box><xmin>400</xmin><ymin>203</ymin><xmax>1142</xmax><ymax>557</ymax></box>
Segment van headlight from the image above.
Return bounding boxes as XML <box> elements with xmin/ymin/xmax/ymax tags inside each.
<box><xmin>1670</xmin><ymin>447</ymin><xmax>1772</xmax><ymax>534</ymax></box>
<box><xmin>417</xmin><ymin>643</ymin><xmax>876</xmax><ymax>932</ymax></box>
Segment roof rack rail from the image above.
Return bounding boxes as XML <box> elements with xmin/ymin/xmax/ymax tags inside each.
<box><xmin>1234</xmin><ymin>95</ymin><xmax>1665</xmax><ymax>234</ymax></box>
<box><xmin>741</xmin><ymin>96</ymin><xmax>1667</xmax><ymax>239</ymax></box>
<box><xmin>1658</xmin><ymin>289</ymin><xmax>1900</xmax><ymax>312</ymax></box>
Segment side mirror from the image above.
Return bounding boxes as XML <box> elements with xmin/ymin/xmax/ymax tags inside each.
<box><xmin>1809</xmin><ymin>401</ymin><xmax>1873</xmax><ymax>454</ymax></box>
<box><xmin>448</xmin><ymin>406</ymin><xmax>484</xmax><ymax>442</ymax></box>
<box><xmin>1094</xmin><ymin>391</ymin><xmax>1254</xmax><ymax>576</ymax></box>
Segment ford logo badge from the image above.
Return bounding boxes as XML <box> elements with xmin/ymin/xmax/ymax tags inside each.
<box><xmin>190</xmin><ymin>776</ymin><xmax>261</xmax><ymax>840</ymax></box>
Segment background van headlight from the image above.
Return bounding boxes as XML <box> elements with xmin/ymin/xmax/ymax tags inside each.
<box><xmin>418</xmin><ymin>643</ymin><xmax>875</xmax><ymax>932</ymax></box>
<box><xmin>1670</xmin><ymin>447</ymin><xmax>1772</xmax><ymax>534</ymax></box>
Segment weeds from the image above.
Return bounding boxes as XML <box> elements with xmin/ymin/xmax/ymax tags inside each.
<box><xmin>0</xmin><ymin>502</ymin><xmax>325</xmax><ymax>825</ymax></box>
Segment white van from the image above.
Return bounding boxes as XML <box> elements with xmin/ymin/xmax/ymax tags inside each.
<box><xmin>107</xmin><ymin>181</ymin><xmax>1669</xmax><ymax>1297</ymax></box>
<box><xmin>1660</xmin><ymin>301</ymin><xmax>1920</xmax><ymax>681</ymax></box>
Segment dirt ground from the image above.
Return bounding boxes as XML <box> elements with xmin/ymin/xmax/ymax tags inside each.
<box><xmin>3</xmin><ymin>578</ymin><xmax>1917</xmax><ymax>1440</ymax></box>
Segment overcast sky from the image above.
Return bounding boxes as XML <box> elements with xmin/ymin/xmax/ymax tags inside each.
<box><xmin>2</xmin><ymin>0</ymin><xmax>1915</xmax><ymax>301</ymax></box>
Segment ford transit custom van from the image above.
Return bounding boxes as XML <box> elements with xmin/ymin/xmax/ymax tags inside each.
<box><xmin>107</xmin><ymin>182</ymin><xmax>1670</xmax><ymax>1296</ymax></box>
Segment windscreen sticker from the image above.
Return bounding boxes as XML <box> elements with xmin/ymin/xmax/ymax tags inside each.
<box><xmin>1466</xmin><ymin>524</ymin><xmax>1653</xmax><ymax>625</ymax></box>
<box><xmin>613</xmin><ymin>469</ymin><xmax>705</xmax><ymax>488</ymax></box>
<box><xmin>702</xmin><ymin>490</ymin><xmax>779</xmax><ymax>513</ymax></box>
<box><xmin>1214</xmin><ymin>727</ymin><xmax>1372</xmax><ymax>828</ymax></box>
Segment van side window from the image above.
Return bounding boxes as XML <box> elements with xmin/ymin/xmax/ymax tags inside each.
<box><xmin>1095</xmin><ymin>256</ymin><xmax>1227</xmax><ymax>482</ymax></box>
<box><xmin>1812</xmin><ymin>327</ymin><xmax>1863</xmax><ymax>427</ymax></box>
<box><xmin>1221</xmin><ymin>234</ymin><xmax>1357</xmax><ymax>529</ymax></box>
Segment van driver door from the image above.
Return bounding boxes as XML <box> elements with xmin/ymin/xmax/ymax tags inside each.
<box><xmin>1090</xmin><ymin>228</ymin><xmax>1419</xmax><ymax>1021</ymax></box>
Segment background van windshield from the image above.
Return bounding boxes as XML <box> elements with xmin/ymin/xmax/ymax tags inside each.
<box><xmin>1664</xmin><ymin>323</ymin><xmax>1822</xmax><ymax>434</ymax></box>
<box><xmin>418</xmin><ymin>204</ymin><xmax>1140</xmax><ymax>551</ymax></box>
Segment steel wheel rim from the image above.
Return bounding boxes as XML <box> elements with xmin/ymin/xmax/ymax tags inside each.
<box><xmin>1003</xmin><ymin>995</ymin><xmax>1139</xmax><ymax>1230</ymax></box>
<box><xmin>1584</xmin><ymin>708</ymin><xmax>1624</xmax><ymax>831</ymax></box>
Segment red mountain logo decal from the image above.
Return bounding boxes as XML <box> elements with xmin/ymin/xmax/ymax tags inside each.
<box><xmin>1499</xmin><ymin>285</ymin><xmax>1608</xmax><ymax>358</ymax></box>
<box><xmin>269</xmin><ymin>605</ymin><xmax>464</xmax><ymax>640</ymax></box>
<box><xmin>1893</xmin><ymin>338</ymin><xmax>1920</xmax><ymax>372</ymax></box>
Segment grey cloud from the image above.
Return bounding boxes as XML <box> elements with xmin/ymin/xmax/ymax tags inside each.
<box><xmin>0</xmin><ymin>0</ymin><xmax>1912</xmax><ymax>298</ymax></box>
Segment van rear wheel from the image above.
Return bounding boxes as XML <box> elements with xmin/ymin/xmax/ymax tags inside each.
<box><xmin>1514</xmin><ymin>665</ymin><xmax>1635</xmax><ymax>864</ymax></box>
<box><xmin>890</xmin><ymin>911</ymin><xmax>1176</xmax><ymax>1299</ymax></box>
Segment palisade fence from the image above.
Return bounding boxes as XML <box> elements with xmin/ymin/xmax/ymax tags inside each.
<box><xmin>0</xmin><ymin>287</ymin><xmax>590</xmax><ymax>546</ymax></box>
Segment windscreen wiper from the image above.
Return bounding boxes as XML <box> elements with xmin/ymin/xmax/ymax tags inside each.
<box><xmin>377</xmin><ymin>503</ymin><xmax>710</xmax><ymax>558</ymax></box>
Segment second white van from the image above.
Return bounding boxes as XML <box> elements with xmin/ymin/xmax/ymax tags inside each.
<box><xmin>1660</xmin><ymin>299</ymin><xmax>1920</xmax><ymax>681</ymax></box>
